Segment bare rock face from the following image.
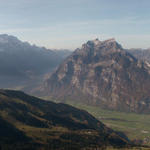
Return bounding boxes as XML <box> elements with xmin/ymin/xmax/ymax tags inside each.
<box><xmin>45</xmin><ymin>39</ymin><xmax>150</xmax><ymax>113</ymax></box>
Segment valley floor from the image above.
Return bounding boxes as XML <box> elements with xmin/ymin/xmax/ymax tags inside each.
<box><xmin>65</xmin><ymin>101</ymin><xmax>150</xmax><ymax>146</ymax></box>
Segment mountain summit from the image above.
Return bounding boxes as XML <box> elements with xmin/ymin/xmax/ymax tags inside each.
<box><xmin>81</xmin><ymin>38</ymin><xmax>122</xmax><ymax>52</ymax></box>
<box><xmin>45</xmin><ymin>39</ymin><xmax>150</xmax><ymax>113</ymax></box>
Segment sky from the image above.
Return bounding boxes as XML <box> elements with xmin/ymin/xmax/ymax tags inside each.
<box><xmin>0</xmin><ymin>0</ymin><xmax>150</xmax><ymax>50</ymax></box>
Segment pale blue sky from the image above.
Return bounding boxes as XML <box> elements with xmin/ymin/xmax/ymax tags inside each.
<box><xmin>0</xmin><ymin>0</ymin><xmax>150</xmax><ymax>49</ymax></box>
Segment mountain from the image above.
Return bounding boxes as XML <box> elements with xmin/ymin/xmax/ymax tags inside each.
<box><xmin>0</xmin><ymin>34</ymin><xmax>71</xmax><ymax>90</ymax></box>
<box><xmin>127</xmin><ymin>48</ymin><xmax>150</xmax><ymax>63</ymax></box>
<box><xmin>44</xmin><ymin>38</ymin><xmax>150</xmax><ymax>113</ymax></box>
<box><xmin>0</xmin><ymin>89</ymin><xmax>128</xmax><ymax>150</ymax></box>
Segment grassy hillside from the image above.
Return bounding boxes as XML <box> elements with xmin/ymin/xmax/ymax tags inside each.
<box><xmin>0</xmin><ymin>89</ymin><xmax>131</xmax><ymax>150</ymax></box>
<box><xmin>66</xmin><ymin>101</ymin><xmax>150</xmax><ymax>146</ymax></box>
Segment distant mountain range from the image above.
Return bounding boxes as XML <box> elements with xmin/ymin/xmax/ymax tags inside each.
<box><xmin>44</xmin><ymin>38</ymin><xmax>150</xmax><ymax>113</ymax></box>
<box><xmin>0</xmin><ymin>34</ymin><xmax>71</xmax><ymax>91</ymax></box>
<box><xmin>0</xmin><ymin>89</ymin><xmax>128</xmax><ymax>149</ymax></box>
<box><xmin>0</xmin><ymin>35</ymin><xmax>150</xmax><ymax>149</ymax></box>
<box><xmin>127</xmin><ymin>48</ymin><xmax>150</xmax><ymax>63</ymax></box>
<box><xmin>1</xmin><ymin>34</ymin><xmax>150</xmax><ymax>114</ymax></box>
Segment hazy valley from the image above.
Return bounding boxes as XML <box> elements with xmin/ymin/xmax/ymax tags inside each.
<box><xmin>1</xmin><ymin>0</ymin><xmax>150</xmax><ymax>149</ymax></box>
<box><xmin>0</xmin><ymin>35</ymin><xmax>150</xmax><ymax>149</ymax></box>
<box><xmin>0</xmin><ymin>34</ymin><xmax>71</xmax><ymax>93</ymax></box>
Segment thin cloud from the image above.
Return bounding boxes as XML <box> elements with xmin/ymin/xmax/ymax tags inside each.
<box><xmin>1</xmin><ymin>16</ymin><xmax>148</xmax><ymax>33</ymax></box>
<box><xmin>0</xmin><ymin>17</ymin><xmax>150</xmax><ymax>49</ymax></box>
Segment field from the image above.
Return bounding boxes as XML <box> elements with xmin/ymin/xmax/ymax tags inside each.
<box><xmin>66</xmin><ymin>101</ymin><xmax>150</xmax><ymax>146</ymax></box>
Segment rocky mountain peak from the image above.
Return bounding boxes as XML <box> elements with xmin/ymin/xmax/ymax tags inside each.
<box><xmin>93</xmin><ymin>38</ymin><xmax>101</xmax><ymax>44</ymax></box>
<box><xmin>45</xmin><ymin>39</ymin><xmax>150</xmax><ymax>113</ymax></box>
<box><xmin>87</xmin><ymin>38</ymin><xmax>102</xmax><ymax>46</ymax></box>
<box><xmin>81</xmin><ymin>38</ymin><xmax>122</xmax><ymax>54</ymax></box>
<box><xmin>103</xmin><ymin>38</ymin><xmax>116</xmax><ymax>43</ymax></box>
<box><xmin>101</xmin><ymin>38</ymin><xmax>122</xmax><ymax>50</ymax></box>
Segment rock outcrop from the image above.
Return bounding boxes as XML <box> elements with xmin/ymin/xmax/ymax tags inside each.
<box><xmin>45</xmin><ymin>39</ymin><xmax>150</xmax><ymax>113</ymax></box>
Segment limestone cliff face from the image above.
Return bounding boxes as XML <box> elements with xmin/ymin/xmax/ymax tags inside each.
<box><xmin>45</xmin><ymin>39</ymin><xmax>150</xmax><ymax>113</ymax></box>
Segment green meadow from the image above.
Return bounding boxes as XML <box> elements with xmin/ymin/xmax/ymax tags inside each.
<box><xmin>66</xmin><ymin>101</ymin><xmax>150</xmax><ymax>145</ymax></box>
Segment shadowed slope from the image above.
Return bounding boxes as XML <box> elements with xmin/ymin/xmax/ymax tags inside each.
<box><xmin>0</xmin><ymin>89</ymin><xmax>129</xmax><ymax>149</ymax></box>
